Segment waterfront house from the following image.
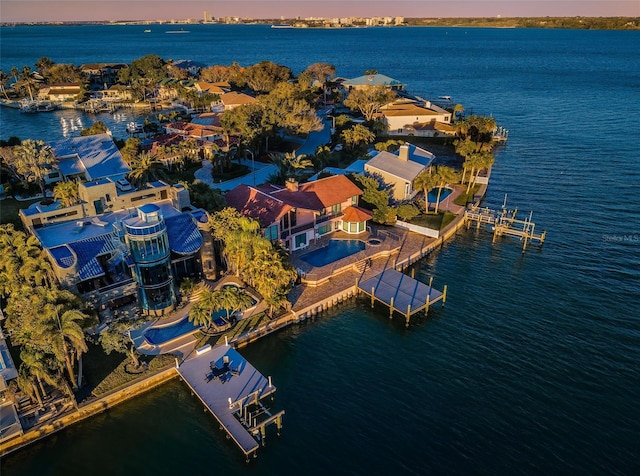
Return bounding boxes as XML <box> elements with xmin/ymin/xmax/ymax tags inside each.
<box><xmin>341</xmin><ymin>73</ymin><xmax>406</xmax><ymax>92</ymax></box>
<box><xmin>47</xmin><ymin>134</ymin><xmax>131</xmax><ymax>183</ymax></box>
<box><xmin>364</xmin><ymin>143</ymin><xmax>435</xmax><ymax>201</ymax></box>
<box><xmin>20</xmin><ymin>182</ymin><xmax>210</xmax><ymax>315</ymax></box>
<box><xmin>98</xmin><ymin>84</ymin><xmax>133</xmax><ymax>101</ymax></box>
<box><xmin>380</xmin><ymin>99</ymin><xmax>452</xmax><ymax>136</ymax></box>
<box><xmin>224</xmin><ymin>175</ymin><xmax>370</xmax><ymax>251</ymax></box>
<box><xmin>38</xmin><ymin>83</ymin><xmax>82</xmax><ymax>102</ymax></box>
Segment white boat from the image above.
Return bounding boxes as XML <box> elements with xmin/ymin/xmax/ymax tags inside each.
<box><xmin>19</xmin><ymin>99</ymin><xmax>55</xmax><ymax>113</ymax></box>
<box><xmin>271</xmin><ymin>24</ymin><xmax>293</xmax><ymax>29</ymax></box>
<box><xmin>144</xmin><ymin>29</ymin><xmax>151</xmax><ymax>33</ymax></box>
<box><xmin>165</xmin><ymin>28</ymin><xmax>189</xmax><ymax>34</ymax></box>
<box><xmin>126</xmin><ymin>121</ymin><xmax>144</xmax><ymax>134</ymax></box>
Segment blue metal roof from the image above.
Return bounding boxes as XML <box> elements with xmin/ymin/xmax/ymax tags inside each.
<box><xmin>165</xmin><ymin>214</ymin><xmax>202</xmax><ymax>255</ymax></box>
<box><xmin>67</xmin><ymin>235</ymin><xmax>118</xmax><ymax>280</ymax></box>
<box><xmin>49</xmin><ymin>134</ymin><xmax>131</xmax><ymax>181</ymax></box>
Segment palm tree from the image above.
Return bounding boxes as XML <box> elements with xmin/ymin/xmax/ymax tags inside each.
<box><xmin>216</xmin><ymin>285</ymin><xmax>254</xmax><ymax>320</ymax></box>
<box><xmin>433</xmin><ymin>166</ymin><xmax>460</xmax><ymax>214</ymax></box>
<box><xmin>188</xmin><ymin>296</ymin><xmax>215</xmax><ymax>331</ymax></box>
<box><xmin>413</xmin><ymin>170</ymin><xmax>439</xmax><ymax>214</ymax></box>
<box><xmin>46</xmin><ymin>305</ymin><xmax>88</xmax><ymax>390</ymax></box>
<box><xmin>21</xmin><ymin>253</ymin><xmax>54</xmax><ymax>288</ymax></box>
<box><xmin>53</xmin><ymin>180</ymin><xmax>79</xmax><ymax>207</ymax></box>
<box><xmin>20</xmin><ymin>66</ymin><xmax>36</xmax><ymax>100</ymax></box>
<box><xmin>12</xmin><ymin>139</ymin><xmax>56</xmax><ymax>197</ymax></box>
<box><xmin>467</xmin><ymin>151</ymin><xmax>495</xmax><ymax>193</ymax></box>
<box><xmin>19</xmin><ymin>347</ymin><xmax>61</xmax><ymax>403</ymax></box>
<box><xmin>128</xmin><ymin>151</ymin><xmax>168</xmax><ymax>187</ymax></box>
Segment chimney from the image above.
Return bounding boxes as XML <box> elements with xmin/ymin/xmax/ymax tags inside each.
<box><xmin>285</xmin><ymin>178</ymin><xmax>299</xmax><ymax>192</ymax></box>
<box><xmin>398</xmin><ymin>144</ymin><xmax>409</xmax><ymax>161</ymax></box>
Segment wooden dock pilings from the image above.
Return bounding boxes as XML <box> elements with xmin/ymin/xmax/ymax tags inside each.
<box><xmin>464</xmin><ymin>204</ymin><xmax>546</xmax><ymax>252</ymax></box>
<box><xmin>356</xmin><ymin>269</ymin><xmax>446</xmax><ymax>327</ymax></box>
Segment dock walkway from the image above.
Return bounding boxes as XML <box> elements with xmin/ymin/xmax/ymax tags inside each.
<box><xmin>357</xmin><ymin>269</ymin><xmax>446</xmax><ymax>326</ymax></box>
<box><xmin>177</xmin><ymin>344</ymin><xmax>283</xmax><ymax>460</ymax></box>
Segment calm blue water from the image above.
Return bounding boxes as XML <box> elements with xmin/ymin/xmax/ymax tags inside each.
<box><xmin>300</xmin><ymin>239</ymin><xmax>366</xmax><ymax>267</ymax></box>
<box><xmin>143</xmin><ymin>317</ymin><xmax>200</xmax><ymax>345</ymax></box>
<box><xmin>1</xmin><ymin>25</ymin><xmax>640</xmax><ymax>476</ymax></box>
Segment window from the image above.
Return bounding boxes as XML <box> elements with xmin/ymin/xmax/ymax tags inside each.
<box><xmin>404</xmin><ymin>183</ymin><xmax>411</xmax><ymax>198</ymax></box>
<box><xmin>264</xmin><ymin>224</ymin><xmax>278</xmax><ymax>241</ymax></box>
<box><xmin>317</xmin><ymin>224</ymin><xmax>331</xmax><ymax>235</ymax></box>
<box><xmin>294</xmin><ymin>233</ymin><xmax>307</xmax><ymax>249</ymax></box>
<box><xmin>331</xmin><ymin>203</ymin><xmax>341</xmax><ymax>214</ymax></box>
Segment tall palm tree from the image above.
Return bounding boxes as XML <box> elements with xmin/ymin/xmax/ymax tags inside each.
<box><xmin>12</xmin><ymin>139</ymin><xmax>56</xmax><ymax>197</ymax></box>
<box><xmin>46</xmin><ymin>305</ymin><xmax>88</xmax><ymax>390</ymax></box>
<box><xmin>20</xmin><ymin>66</ymin><xmax>36</xmax><ymax>100</ymax></box>
<box><xmin>128</xmin><ymin>151</ymin><xmax>168</xmax><ymax>187</ymax></box>
<box><xmin>433</xmin><ymin>166</ymin><xmax>460</xmax><ymax>214</ymax></box>
<box><xmin>413</xmin><ymin>170</ymin><xmax>439</xmax><ymax>214</ymax></box>
<box><xmin>467</xmin><ymin>151</ymin><xmax>495</xmax><ymax>193</ymax></box>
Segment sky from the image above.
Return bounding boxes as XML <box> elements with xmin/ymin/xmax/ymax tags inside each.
<box><xmin>1</xmin><ymin>0</ymin><xmax>638</xmax><ymax>23</ymax></box>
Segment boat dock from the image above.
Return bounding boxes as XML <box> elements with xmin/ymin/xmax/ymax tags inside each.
<box><xmin>464</xmin><ymin>200</ymin><xmax>546</xmax><ymax>252</ymax></box>
<box><xmin>177</xmin><ymin>344</ymin><xmax>284</xmax><ymax>461</ymax></box>
<box><xmin>356</xmin><ymin>268</ymin><xmax>447</xmax><ymax>327</ymax></box>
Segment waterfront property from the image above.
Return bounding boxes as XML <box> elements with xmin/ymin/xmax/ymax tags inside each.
<box><xmin>364</xmin><ymin>143</ymin><xmax>436</xmax><ymax>201</ymax></box>
<box><xmin>45</xmin><ymin>133</ymin><xmax>131</xmax><ymax>185</ymax></box>
<box><xmin>224</xmin><ymin>174</ymin><xmax>371</xmax><ymax>251</ymax></box>
<box><xmin>380</xmin><ymin>98</ymin><xmax>454</xmax><ymax>137</ymax></box>
<box><xmin>177</xmin><ymin>344</ymin><xmax>284</xmax><ymax>461</ymax></box>
<box><xmin>21</xmin><ymin>187</ymin><xmax>210</xmax><ymax>316</ymax></box>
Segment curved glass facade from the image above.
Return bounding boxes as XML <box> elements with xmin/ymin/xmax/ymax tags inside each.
<box><xmin>125</xmin><ymin>206</ymin><xmax>176</xmax><ymax>314</ymax></box>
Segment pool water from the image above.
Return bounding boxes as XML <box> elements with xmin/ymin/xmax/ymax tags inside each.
<box><xmin>427</xmin><ymin>187</ymin><xmax>452</xmax><ymax>204</ymax></box>
<box><xmin>144</xmin><ymin>317</ymin><xmax>200</xmax><ymax>345</ymax></box>
<box><xmin>300</xmin><ymin>239</ymin><xmax>365</xmax><ymax>267</ymax></box>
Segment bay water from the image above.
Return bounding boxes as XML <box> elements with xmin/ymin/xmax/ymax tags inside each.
<box><xmin>1</xmin><ymin>24</ymin><xmax>639</xmax><ymax>475</ymax></box>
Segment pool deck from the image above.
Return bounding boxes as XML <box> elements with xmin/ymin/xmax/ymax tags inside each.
<box><xmin>177</xmin><ymin>344</ymin><xmax>282</xmax><ymax>459</ymax></box>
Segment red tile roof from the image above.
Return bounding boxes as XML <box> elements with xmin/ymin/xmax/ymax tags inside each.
<box><xmin>224</xmin><ymin>184</ymin><xmax>292</xmax><ymax>227</ymax></box>
<box><xmin>272</xmin><ymin>175</ymin><xmax>363</xmax><ymax>212</ymax></box>
<box><xmin>342</xmin><ymin>205</ymin><xmax>372</xmax><ymax>222</ymax></box>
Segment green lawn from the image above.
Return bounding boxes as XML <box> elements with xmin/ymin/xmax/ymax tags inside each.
<box><xmin>453</xmin><ymin>184</ymin><xmax>481</xmax><ymax>206</ymax></box>
<box><xmin>0</xmin><ymin>197</ymin><xmax>40</xmax><ymax>228</ymax></box>
<box><xmin>410</xmin><ymin>211</ymin><xmax>457</xmax><ymax>230</ymax></box>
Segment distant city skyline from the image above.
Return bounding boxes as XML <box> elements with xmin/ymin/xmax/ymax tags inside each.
<box><xmin>2</xmin><ymin>0</ymin><xmax>638</xmax><ymax>23</ymax></box>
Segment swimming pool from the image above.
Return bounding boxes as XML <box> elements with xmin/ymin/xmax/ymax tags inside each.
<box><xmin>144</xmin><ymin>317</ymin><xmax>201</xmax><ymax>345</ymax></box>
<box><xmin>299</xmin><ymin>239</ymin><xmax>365</xmax><ymax>267</ymax></box>
<box><xmin>427</xmin><ymin>187</ymin><xmax>452</xmax><ymax>203</ymax></box>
